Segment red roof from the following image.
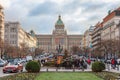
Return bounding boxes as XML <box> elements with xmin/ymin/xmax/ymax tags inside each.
<box><xmin>103</xmin><ymin>7</ymin><xmax>120</xmax><ymax>23</ymax></box>
<box><xmin>103</xmin><ymin>11</ymin><xmax>115</xmax><ymax>23</ymax></box>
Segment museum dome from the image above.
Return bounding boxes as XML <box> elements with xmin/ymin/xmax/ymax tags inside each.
<box><xmin>55</xmin><ymin>15</ymin><xmax>64</xmax><ymax>25</ymax></box>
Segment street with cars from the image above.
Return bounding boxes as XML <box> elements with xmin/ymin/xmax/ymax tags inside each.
<box><xmin>1</xmin><ymin>54</ymin><xmax>120</xmax><ymax>77</ymax></box>
<box><xmin>0</xmin><ymin>58</ymin><xmax>27</xmax><ymax>77</ymax></box>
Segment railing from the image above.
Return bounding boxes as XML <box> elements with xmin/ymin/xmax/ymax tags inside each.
<box><xmin>42</xmin><ymin>68</ymin><xmax>85</xmax><ymax>72</ymax></box>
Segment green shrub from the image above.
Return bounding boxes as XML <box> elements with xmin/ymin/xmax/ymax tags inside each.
<box><xmin>25</xmin><ymin>61</ymin><xmax>41</xmax><ymax>73</ymax></box>
<box><xmin>104</xmin><ymin>74</ymin><xmax>117</xmax><ymax>80</ymax></box>
<box><xmin>92</xmin><ymin>61</ymin><xmax>105</xmax><ymax>72</ymax></box>
<box><xmin>0</xmin><ymin>73</ymin><xmax>38</xmax><ymax>80</ymax></box>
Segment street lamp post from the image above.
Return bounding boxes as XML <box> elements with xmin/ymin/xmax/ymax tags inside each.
<box><xmin>117</xmin><ymin>21</ymin><xmax>120</xmax><ymax>57</ymax></box>
<box><xmin>56</xmin><ymin>44</ymin><xmax>63</xmax><ymax>69</ymax></box>
<box><xmin>48</xmin><ymin>42</ymin><xmax>49</xmax><ymax>53</ymax></box>
<box><xmin>56</xmin><ymin>44</ymin><xmax>63</xmax><ymax>55</ymax></box>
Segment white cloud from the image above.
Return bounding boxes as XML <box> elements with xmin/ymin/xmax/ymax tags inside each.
<box><xmin>101</xmin><ymin>0</ymin><xmax>120</xmax><ymax>3</ymax></box>
<box><xmin>1</xmin><ymin>0</ymin><xmax>120</xmax><ymax>34</ymax></box>
<box><xmin>0</xmin><ymin>0</ymin><xmax>11</xmax><ymax>8</ymax></box>
<box><xmin>50</xmin><ymin>0</ymin><xmax>73</xmax><ymax>5</ymax></box>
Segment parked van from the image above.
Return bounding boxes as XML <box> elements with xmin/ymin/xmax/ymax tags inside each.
<box><xmin>26</xmin><ymin>56</ymin><xmax>33</xmax><ymax>61</ymax></box>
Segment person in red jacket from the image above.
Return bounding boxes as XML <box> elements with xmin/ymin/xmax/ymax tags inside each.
<box><xmin>87</xmin><ymin>58</ymin><xmax>91</xmax><ymax>65</ymax></box>
<box><xmin>111</xmin><ymin>58</ymin><xmax>115</xmax><ymax>69</ymax></box>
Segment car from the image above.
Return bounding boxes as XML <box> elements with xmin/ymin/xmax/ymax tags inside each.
<box><xmin>17</xmin><ymin>59</ymin><xmax>26</xmax><ymax>66</ymax></box>
<box><xmin>14</xmin><ymin>58</ymin><xmax>21</xmax><ymax>63</ymax></box>
<box><xmin>7</xmin><ymin>58</ymin><xmax>14</xmax><ymax>63</ymax></box>
<box><xmin>90</xmin><ymin>58</ymin><xmax>96</xmax><ymax>61</ymax></box>
<box><xmin>26</xmin><ymin>56</ymin><xmax>33</xmax><ymax>61</ymax></box>
<box><xmin>99</xmin><ymin>59</ymin><xmax>105</xmax><ymax>63</ymax></box>
<box><xmin>0</xmin><ymin>59</ymin><xmax>8</xmax><ymax>67</ymax></box>
<box><xmin>3</xmin><ymin>62</ymin><xmax>23</xmax><ymax>73</ymax></box>
<box><xmin>105</xmin><ymin>59</ymin><xmax>111</xmax><ymax>64</ymax></box>
<box><xmin>117</xmin><ymin>59</ymin><xmax>120</xmax><ymax>64</ymax></box>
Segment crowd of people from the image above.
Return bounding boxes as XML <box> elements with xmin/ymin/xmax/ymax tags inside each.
<box><xmin>56</xmin><ymin>57</ymin><xmax>91</xmax><ymax>69</ymax></box>
<box><xmin>38</xmin><ymin>54</ymin><xmax>120</xmax><ymax>70</ymax></box>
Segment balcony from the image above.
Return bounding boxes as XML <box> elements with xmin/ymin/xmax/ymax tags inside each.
<box><xmin>0</xmin><ymin>25</ymin><xmax>2</xmax><ymax>28</ymax></box>
<box><xmin>92</xmin><ymin>33</ymin><xmax>101</xmax><ymax>39</ymax></box>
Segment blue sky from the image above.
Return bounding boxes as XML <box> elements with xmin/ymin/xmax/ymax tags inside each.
<box><xmin>0</xmin><ymin>0</ymin><xmax>120</xmax><ymax>34</ymax></box>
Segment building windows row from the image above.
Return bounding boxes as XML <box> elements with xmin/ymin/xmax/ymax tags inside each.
<box><xmin>5</xmin><ymin>35</ymin><xmax>8</xmax><ymax>38</ymax></box>
<box><xmin>103</xmin><ymin>21</ymin><xmax>115</xmax><ymax>30</ymax></box>
<box><xmin>10</xmin><ymin>28</ymin><xmax>17</xmax><ymax>32</ymax></box>
<box><xmin>5</xmin><ymin>29</ymin><xmax>8</xmax><ymax>32</ymax></box>
<box><xmin>10</xmin><ymin>34</ymin><xmax>17</xmax><ymax>39</ymax></box>
<box><xmin>38</xmin><ymin>42</ymin><xmax>51</xmax><ymax>45</ymax></box>
<box><xmin>10</xmin><ymin>41</ymin><xmax>17</xmax><ymax>44</ymax></box>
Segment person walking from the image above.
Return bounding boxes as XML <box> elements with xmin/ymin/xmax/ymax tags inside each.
<box><xmin>87</xmin><ymin>58</ymin><xmax>91</xmax><ymax>65</ymax></box>
<box><xmin>79</xmin><ymin>59</ymin><xmax>84</xmax><ymax>70</ymax></box>
<box><xmin>111</xmin><ymin>58</ymin><xmax>115</xmax><ymax>69</ymax></box>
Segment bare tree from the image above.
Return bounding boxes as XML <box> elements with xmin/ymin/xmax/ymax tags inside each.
<box><xmin>64</xmin><ymin>49</ymin><xmax>69</xmax><ymax>59</ymax></box>
<box><xmin>20</xmin><ymin>42</ymin><xmax>29</xmax><ymax>57</ymax></box>
<box><xmin>113</xmin><ymin>39</ymin><xmax>120</xmax><ymax>58</ymax></box>
<box><xmin>101</xmin><ymin>39</ymin><xmax>116</xmax><ymax>59</ymax></box>
<box><xmin>35</xmin><ymin>48</ymin><xmax>44</xmax><ymax>56</ymax></box>
<box><xmin>4</xmin><ymin>42</ymin><xmax>11</xmax><ymax>58</ymax></box>
<box><xmin>71</xmin><ymin>46</ymin><xmax>79</xmax><ymax>55</ymax></box>
<box><xmin>81</xmin><ymin>47</ymin><xmax>90</xmax><ymax>57</ymax></box>
<box><xmin>3</xmin><ymin>41</ymin><xmax>22</xmax><ymax>58</ymax></box>
<box><xmin>93</xmin><ymin>48</ymin><xmax>103</xmax><ymax>58</ymax></box>
<box><xmin>4</xmin><ymin>45</ymin><xmax>17</xmax><ymax>58</ymax></box>
<box><xmin>0</xmin><ymin>37</ymin><xmax>4</xmax><ymax>58</ymax></box>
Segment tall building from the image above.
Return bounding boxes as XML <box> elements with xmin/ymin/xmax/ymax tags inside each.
<box><xmin>36</xmin><ymin>15</ymin><xmax>83</xmax><ymax>53</ymax></box>
<box><xmin>81</xmin><ymin>35</ymin><xmax>85</xmax><ymax>48</ymax></box>
<box><xmin>88</xmin><ymin>7</ymin><xmax>120</xmax><ymax>58</ymax></box>
<box><xmin>92</xmin><ymin>22</ymin><xmax>103</xmax><ymax>50</ymax></box>
<box><xmin>4</xmin><ymin>22</ymin><xmax>37</xmax><ymax>51</ymax></box>
<box><xmin>0</xmin><ymin>5</ymin><xmax>4</xmax><ymax>42</ymax></box>
<box><xmin>82</xmin><ymin>27</ymin><xmax>94</xmax><ymax>48</ymax></box>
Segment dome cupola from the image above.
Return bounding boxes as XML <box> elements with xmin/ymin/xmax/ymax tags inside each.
<box><xmin>55</xmin><ymin>15</ymin><xmax>64</xmax><ymax>26</ymax></box>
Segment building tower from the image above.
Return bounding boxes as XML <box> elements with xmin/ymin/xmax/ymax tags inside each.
<box><xmin>52</xmin><ymin>15</ymin><xmax>67</xmax><ymax>53</ymax></box>
<box><xmin>0</xmin><ymin>5</ymin><xmax>4</xmax><ymax>58</ymax></box>
<box><xmin>54</xmin><ymin>15</ymin><xmax>66</xmax><ymax>34</ymax></box>
<box><xmin>0</xmin><ymin>5</ymin><xmax>4</xmax><ymax>42</ymax></box>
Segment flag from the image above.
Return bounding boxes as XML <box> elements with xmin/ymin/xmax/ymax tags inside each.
<box><xmin>60</xmin><ymin>38</ymin><xmax>64</xmax><ymax>44</ymax></box>
<box><xmin>55</xmin><ymin>38</ymin><xmax>59</xmax><ymax>44</ymax></box>
<box><xmin>89</xmin><ymin>43</ymin><xmax>92</xmax><ymax>48</ymax></box>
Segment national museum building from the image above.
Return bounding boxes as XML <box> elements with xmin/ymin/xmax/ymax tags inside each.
<box><xmin>36</xmin><ymin>15</ymin><xmax>83</xmax><ymax>53</ymax></box>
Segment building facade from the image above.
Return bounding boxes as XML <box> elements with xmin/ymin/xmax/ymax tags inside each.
<box><xmin>0</xmin><ymin>5</ymin><xmax>4</xmax><ymax>42</ymax></box>
<box><xmin>82</xmin><ymin>26</ymin><xmax>94</xmax><ymax>49</ymax></box>
<box><xmin>36</xmin><ymin>15</ymin><xmax>83</xmax><ymax>53</ymax></box>
<box><xmin>92</xmin><ymin>22</ymin><xmax>103</xmax><ymax>50</ymax></box>
<box><xmin>4</xmin><ymin>22</ymin><xmax>37</xmax><ymax>51</ymax></box>
<box><xmin>88</xmin><ymin>7</ymin><xmax>120</xmax><ymax>58</ymax></box>
<box><xmin>101</xmin><ymin>7</ymin><xmax>120</xmax><ymax>40</ymax></box>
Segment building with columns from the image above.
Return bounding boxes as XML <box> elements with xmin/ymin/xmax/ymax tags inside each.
<box><xmin>36</xmin><ymin>15</ymin><xmax>83</xmax><ymax>53</ymax></box>
<box><xmin>0</xmin><ymin>5</ymin><xmax>4</xmax><ymax>42</ymax></box>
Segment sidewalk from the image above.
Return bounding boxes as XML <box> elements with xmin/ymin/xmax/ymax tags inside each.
<box><xmin>40</xmin><ymin>67</ymin><xmax>120</xmax><ymax>73</ymax></box>
<box><xmin>105</xmin><ymin>69</ymin><xmax>120</xmax><ymax>73</ymax></box>
<box><xmin>40</xmin><ymin>67</ymin><xmax>91</xmax><ymax>72</ymax></box>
